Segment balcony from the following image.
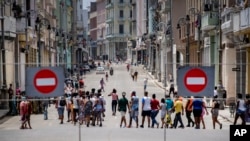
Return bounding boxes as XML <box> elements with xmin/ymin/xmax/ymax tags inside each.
<box><xmin>201</xmin><ymin>11</ymin><xmax>219</xmax><ymax>31</ymax></box>
<box><xmin>106</xmin><ymin>17</ymin><xmax>114</xmax><ymax>23</ymax></box>
<box><xmin>233</xmin><ymin>7</ymin><xmax>250</xmax><ymax>34</ymax></box>
<box><xmin>118</xmin><ymin>17</ymin><xmax>126</xmax><ymax>22</ymax></box>
<box><xmin>221</xmin><ymin>8</ymin><xmax>234</xmax><ymax>34</ymax></box>
<box><xmin>105</xmin><ymin>3</ymin><xmax>114</xmax><ymax>9</ymax></box>
<box><xmin>118</xmin><ymin>2</ymin><xmax>126</xmax><ymax>7</ymax></box>
<box><xmin>0</xmin><ymin>16</ymin><xmax>16</xmax><ymax>38</ymax></box>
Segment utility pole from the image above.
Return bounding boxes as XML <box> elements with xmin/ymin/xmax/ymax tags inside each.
<box><xmin>72</xmin><ymin>0</ymin><xmax>77</xmax><ymax>73</ymax></box>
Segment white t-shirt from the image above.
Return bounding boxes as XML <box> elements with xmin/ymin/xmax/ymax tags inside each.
<box><xmin>142</xmin><ymin>96</ymin><xmax>151</xmax><ymax>111</ymax></box>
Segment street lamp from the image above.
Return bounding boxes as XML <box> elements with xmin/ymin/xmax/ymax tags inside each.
<box><xmin>35</xmin><ymin>16</ymin><xmax>51</xmax><ymax>67</ymax></box>
<box><xmin>177</xmin><ymin>15</ymin><xmax>190</xmax><ymax>66</ymax></box>
<box><xmin>189</xmin><ymin>7</ymin><xmax>201</xmax><ymax>66</ymax></box>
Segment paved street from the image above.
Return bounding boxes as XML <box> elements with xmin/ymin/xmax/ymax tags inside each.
<box><xmin>0</xmin><ymin>63</ymin><xmax>233</xmax><ymax>141</ymax></box>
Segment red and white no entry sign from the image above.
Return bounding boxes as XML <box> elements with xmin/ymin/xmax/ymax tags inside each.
<box><xmin>184</xmin><ymin>68</ymin><xmax>207</xmax><ymax>93</ymax></box>
<box><xmin>33</xmin><ymin>69</ymin><xmax>58</xmax><ymax>94</ymax></box>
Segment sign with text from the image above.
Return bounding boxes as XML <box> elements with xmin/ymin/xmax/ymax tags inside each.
<box><xmin>230</xmin><ymin>125</ymin><xmax>250</xmax><ymax>141</ymax></box>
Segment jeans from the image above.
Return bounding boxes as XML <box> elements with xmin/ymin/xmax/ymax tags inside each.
<box><xmin>151</xmin><ymin>110</ymin><xmax>159</xmax><ymax>127</ymax></box>
<box><xmin>43</xmin><ymin>105</ymin><xmax>48</xmax><ymax>120</ymax></box>
<box><xmin>173</xmin><ymin>112</ymin><xmax>184</xmax><ymax>128</ymax></box>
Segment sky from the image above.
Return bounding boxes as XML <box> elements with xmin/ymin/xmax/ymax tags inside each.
<box><xmin>83</xmin><ymin>0</ymin><xmax>95</xmax><ymax>9</ymax></box>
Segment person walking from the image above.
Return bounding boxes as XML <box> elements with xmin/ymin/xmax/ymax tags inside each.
<box><xmin>140</xmin><ymin>91</ymin><xmax>151</xmax><ymax>128</ymax></box>
<box><xmin>71</xmin><ymin>93</ymin><xmax>80</xmax><ymax>125</ymax></box>
<box><xmin>57</xmin><ymin>96</ymin><xmax>67</xmax><ymax>124</ymax></box>
<box><xmin>168</xmin><ymin>80</ymin><xmax>175</xmax><ymax>97</ymax></box>
<box><xmin>19</xmin><ymin>97</ymin><xmax>28</xmax><ymax>129</ymax></box>
<box><xmin>172</xmin><ymin>96</ymin><xmax>185</xmax><ymax>129</ymax></box>
<box><xmin>185</xmin><ymin>97</ymin><xmax>194</xmax><ymax>127</ymax></box>
<box><xmin>127</xmin><ymin>91</ymin><xmax>139</xmax><ymax>128</ymax></box>
<box><xmin>233</xmin><ymin>93</ymin><xmax>247</xmax><ymax>125</ymax></box>
<box><xmin>84</xmin><ymin>95</ymin><xmax>93</xmax><ymax>127</ymax></box>
<box><xmin>118</xmin><ymin>92</ymin><xmax>130</xmax><ymax>128</ymax></box>
<box><xmin>192</xmin><ymin>97</ymin><xmax>209</xmax><ymax>129</ymax></box>
<box><xmin>134</xmin><ymin>70</ymin><xmax>138</xmax><ymax>82</ymax></box>
<box><xmin>143</xmin><ymin>78</ymin><xmax>148</xmax><ymax>91</ymax></box>
<box><xmin>211</xmin><ymin>98</ymin><xmax>222</xmax><ymax>129</ymax></box>
<box><xmin>150</xmin><ymin>94</ymin><xmax>160</xmax><ymax>128</ymax></box>
<box><xmin>108</xmin><ymin>89</ymin><xmax>119</xmax><ymax>116</ymax></box>
<box><xmin>42</xmin><ymin>98</ymin><xmax>49</xmax><ymax>120</ymax></box>
<box><xmin>165</xmin><ymin>95</ymin><xmax>174</xmax><ymax>128</ymax></box>
<box><xmin>160</xmin><ymin>98</ymin><xmax>167</xmax><ymax>128</ymax></box>
<box><xmin>100</xmin><ymin>78</ymin><xmax>105</xmax><ymax>92</ymax></box>
<box><xmin>105</xmin><ymin>72</ymin><xmax>109</xmax><ymax>82</ymax></box>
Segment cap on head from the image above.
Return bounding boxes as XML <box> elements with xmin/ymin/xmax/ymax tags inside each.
<box><xmin>122</xmin><ymin>92</ymin><xmax>126</xmax><ymax>96</ymax></box>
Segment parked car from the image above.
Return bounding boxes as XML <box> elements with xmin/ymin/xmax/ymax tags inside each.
<box><xmin>96</xmin><ymin>66</ymin><xmax>105</xmax><ymax>74</ymax></box>
<box><xmin>83</xmin><ymin>65</ymin><xmax>90</xmax><ymax>72</ymax></box>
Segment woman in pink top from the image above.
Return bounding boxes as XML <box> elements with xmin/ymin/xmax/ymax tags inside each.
<box><xmin>108</xmin><ymin>89</ymin><xmax>119</xmax><ymax>116</ymax></box>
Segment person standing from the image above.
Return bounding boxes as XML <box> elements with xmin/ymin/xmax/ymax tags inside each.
<box><xmin>108</xmin><ymin>89</ymin><xmax>119</xmax><ymax>116</ymax></box>
<box><xmin>8</xmin><ymin>84</ymin><xmax>14</xmax><ymax>115</ymax></box>
<box><xmin>185</xmin><ymin>97</ymin><xmax>194</xmax><ymax>127</ymax></box>
<box><xmin>143</xmin><ymin>78</ymin><xmax>148</xmax><ymax>91</ymax></box>
<box><xmin>118</xmin><ymin>92</ymin><xmax>130</xmax><ymax>128</ymax></box>
<box><xmin>172</xmin><ymin>96</ymin><xmax>185</xmax><ymax>129</ymax></box>
<box><xmin>233</xmin><ymin>93</ymin><xmax>247</xmax><ymax>125</ymax></box>
<box><xmin>150</xmin><ymin>94</ymin><xmax>160</xmax><ymax>128</ymax></box>
<box><xmin>140</xmin><ymin>91</ymin><xmax>151</xmax><ymax>128</ymax></box>
<box><xmin>211</xmin><ymin>98</ymin><xmax>222</xmax><ymax>129</ymax></box>
<box><xmin>105</xmin><ymin>72</ymin><xmax>109</xmax><ymax>82</ymax></box>
<box><xmin>127</xmin><ymin>91</ymin><xmax>139</xmax><ymax>128</ymax></box>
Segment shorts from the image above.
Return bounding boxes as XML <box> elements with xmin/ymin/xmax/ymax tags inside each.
<box><xmin>161</xmin><ymin>111</ymin><xmax>167</xmax><ymax>119</ymax></box>
<box><xmin>141</xmin><ymin>110</ymin><xmax>151</xmax><ymax>117</ymax></box>
<box><xmin>120</xmin><ymin>111</ymin><xmax>126</xmax><ymax>117</ymax></box>
<box><xmin>193</xmin><ymin>109</ymin><xmax>202</xmax><ymax>117</ymax></box>
<box><xmin>58</xmin><ymin>107</ymin><xmax>65</xmax><ymax>116</ymax></box>
<box><xmin>130</xmin><ymin>110</ymin><xmax>139</xmax><ymax>118</ymax></box>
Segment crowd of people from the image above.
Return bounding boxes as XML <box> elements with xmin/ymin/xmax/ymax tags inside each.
<box><xmin>11</xmin><ymin>61</ymin><xmax>250</xmax><ymax>130</ymax></box>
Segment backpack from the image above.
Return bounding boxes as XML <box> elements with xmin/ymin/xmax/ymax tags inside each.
<box><xmin>59</xmin><ymin>99</ymin><xmax>66</xmax><ymax>106</ymax></box>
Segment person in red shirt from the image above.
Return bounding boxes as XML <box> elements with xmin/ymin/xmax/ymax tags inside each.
<box><xmin>150</xmin><ymin>94</ymin><xmax>160</xmax><ymax>128</ymax></box>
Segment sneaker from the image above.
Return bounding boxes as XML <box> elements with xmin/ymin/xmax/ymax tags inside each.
<box><xmin>186</xmin><ymin>124</ymin><xmax>190</xmax><ymax>127</ymax></box>
<box><xmin>140</xmin><ymin>125</ymin><xmax>144</xmax><ymax>128</ymax></box>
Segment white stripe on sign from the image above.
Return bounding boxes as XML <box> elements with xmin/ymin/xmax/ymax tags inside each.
<box><xmin>187</xmin><ymin>77</ymin><xmax>205</xmax><ymax>85</ymax></box>
<box><xmin>36</xmin><ymin>78</ymin><xmax>56</xmax><ymax>86</ymax></box>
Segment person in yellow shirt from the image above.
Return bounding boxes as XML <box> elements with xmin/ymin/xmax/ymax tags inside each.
<box><xmin>172</xmin><ymin>96</ymin><xmax>184</xmax><ymax>128</ymax></box>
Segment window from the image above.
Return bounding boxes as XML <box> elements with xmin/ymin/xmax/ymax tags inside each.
<box><xmin>120</xmin><ymin>0</ymin><xmax>124</xmax><ymax>3</ymax></box>
<box><xmin>119</xmin><ymin>24</ymin><xmax>124</xmax><ymax>34</ymax></box>
<box><xmin>80</xmin><ymin>5</ymin><xmax>82</xmax><ymax>9</ymax></box>
<box><xmin>120</xmin><ymin>10</ymin><xmax>124</xmax><ymax>18</ymax></box>
<box><xmin>130</xmin><ymin>10</ymin><xmax>132</xmax><ymax>18</ymax></box>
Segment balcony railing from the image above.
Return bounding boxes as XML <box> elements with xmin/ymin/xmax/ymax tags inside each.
<box><xmin>105</xmin><ymin>3</ymin><xmax>114</xmax><ymax>9</ymax></box>
<box><xmin>233</xmin><ymin>7</ymin><xmax>250</xmax><ymax>33</ymax></box>
<box><xmin>106</xmin><ymin>17</ymin><xmax>114</xmax><ymax>23</ymax></box>
<box><xmin>201</xmin><ymin>11</ymin><xmax>219</xmax><ymax>31</ymax></box>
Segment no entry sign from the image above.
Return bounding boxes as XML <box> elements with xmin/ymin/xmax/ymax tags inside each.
<box><xmin>177</xmin><ymin>66</ymin><xmax>214</xmax><ymax>97</ymax></box>
<box><xmin>34</xmin><ymin>69</ymin><xmax>58</xmax><ymax>94</ymax></box>
<box><xmin>26</xmin><ymin>67</ymin><xmax>65</xmax><ymax>97</ymax></box>
<box><xmin>184</xmin><ymin>68</ymin><xmax>207</xmax><ymax>93</ymax></box>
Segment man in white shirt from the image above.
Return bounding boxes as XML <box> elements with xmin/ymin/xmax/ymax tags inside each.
<box><xmin>140</xmin><ymin>91</ymin><xmax>151</xmax><ymax>128</ymax></box>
